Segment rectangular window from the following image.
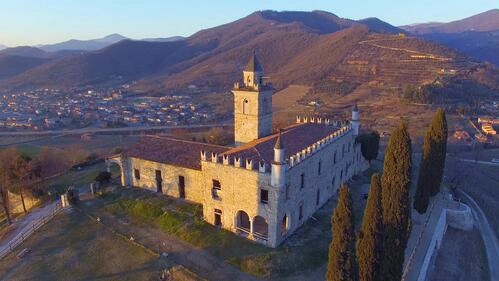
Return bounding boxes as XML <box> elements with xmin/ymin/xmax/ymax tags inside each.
<box><xmin>316</xmin><ymin>189</ymin><xmax>320</xmax><ymax>206</ymax></box>
<box><xmin>334</xmin><ymin>151</ymin><xmax>337</xmax><ymax>164</ymax></box>
<box><xmin>285</xmin><ymin>184</ymin><xmax>290</xmax><ymax>200</ymax></box>
<box><xmin>332</xmin><ymin>176</ymin><xmax>336</xmax><ymax>188</ymax></box>
<box><xmin>178</xmin><ymin>175</ymin><xmax>185</xmax><ymax>199</ymax></box>
<box><xmin>299</xmin><ymin>204</ymin><xmax>303</xmax><ymax>221</ymax></box>
<box><xmin>134</xmin><ymin>169</ymin><xmax>140</xmax><ymax>180</ymax></box>
<box><xmin>260</xmin><ymin>189</ymin><xmax>269</xmax><ymax>204</ymax></box>
<box><xmin>300</xmin><ymin>173</ymin><xmax>305</xmax><ymax>189</ymax></box>
<box><xmin>212</xmin><ymin>179</ymin><xmax>221</xmax><ymax>199</ymax></box>
<box><xmin>212</xmin><ymin>179</ymin><xmax>221</xmax><ymax>189</ymax></box>
<box><xmin>214</xmin><ymin>209</ymin><xmax>222</xmax><ymax>227</ymax></box>
<box><xmin>318</xmin><ymin>161</ymin><xmax>321</xmax><ymax>175</ymax></box>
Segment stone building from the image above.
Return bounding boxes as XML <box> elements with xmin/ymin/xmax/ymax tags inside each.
<box><xmin>112</xmin><ymin>54</ymin><xmax>367</xmax><ymax>247</ymax></box>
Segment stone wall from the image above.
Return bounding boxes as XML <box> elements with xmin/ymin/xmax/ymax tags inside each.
<box><xmin>233</xmin><ymin>89</ymin><xmax>272</xmax><ymax>144</ymax></box>
<box><xmin>416</xmin><ymin>202</ymin><xmax>473</xmax><ymax>281</ymax></box>
<box><xmin>201</xmin><ymin>160</ymin><xmax>277</xmax><ymax>246</ymax></box>
<box><xmin>126</xmin><ymin>157</ymin><xmax>204</xmax><ymax>203</ymax></box>
<box><xmin>278</xmin><ymin>129</ymin><xmax>364</xmax><ymax>245</ymax></box>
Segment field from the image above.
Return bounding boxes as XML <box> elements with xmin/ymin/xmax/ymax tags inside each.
<box><xmin>0</xmin><ymin>209</ymin><xmax>163</xmax><ymax>281</ymax></box>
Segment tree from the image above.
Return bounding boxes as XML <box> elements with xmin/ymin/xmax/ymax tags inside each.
<box><xmin>0</xmin><ymin>150</ymin><xmax>13</xmax><ymax>224</ymax></box>
<box><xmin>357</xmin><ymin>173</ymin><xmax>383</xmax><ymax>281</ymax></box>
<box><xmin>357</xmin><ymin>132</ymin><xmax>380</xmax><ymax>164</ymax></box>
<box><xmin>413</xmin><ymin>132</ymin><xmax>432</xmax><ymax>214</ymax></box>
<box><xmin>381</xmin><ymin>122</ymin><xmax>412</xmax><ymax>281</ymax></box>
<box><xmin>95</xmin><ymin>171</ymin><xmax>112</xmax><ymax>184</ymax></box>
<box><xmin>36</xmin><ymin>146</ymin><xmax>71</xmax><ymax>179</ymax></box>
<box><xmin>10</xmin><ymin>152</ymin><xmax>37</xmax><ymax>214</ymax></box>
<box><xmin>428</xmin><ymin>109</ymin><xmax>447</xmax><ymax>196</ymax></box>
<box><xmin>327</xmin><ymin>185</ymin><xmax>357</xmax><ymax>281</ymax></box>
<box><xmin>413</xmin><ymin>109</ymin><xmax>448</xmax><ymax>213</ymax></box>
<box><xmin>0</xmin><ymin>148</ymin><xmax>21</xmax><ymax>221</ymax></box>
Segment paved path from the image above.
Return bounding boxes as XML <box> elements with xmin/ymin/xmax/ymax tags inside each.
<box><xmin>0</xmin><ymin>200</ymin><xmax>60</xmax><ymax>258</ymax></box>
<box><xmin>458</xmin><ymin>189</ymin><xmax>499</xmax><ymax>281</ymax></box>
<box><xmin>402</xmin><ymin>195</ymin><xmax>445</xmax><ymax>281</ymax></box>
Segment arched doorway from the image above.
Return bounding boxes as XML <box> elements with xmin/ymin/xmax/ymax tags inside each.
<box><xmin>105</xmin><ymin>157</ymin><xmax>124</xmax><ymax>187</ymax></box>
<box><xmin>236</xmin><ymin>211</ymin><xmax>250</xmax><ymax>234</ymax></box>
<box><xmin>253</xmin><ymin>216</ymin><xmax>268</xmax><ymax>239</ymax></box>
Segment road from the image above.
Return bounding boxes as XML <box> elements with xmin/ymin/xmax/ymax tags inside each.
<box><xmin>457</xmin><ymin>189</ymin><xmax>499</xmax><ymax>281</ymax></box>
<box><xmin>358</xmin><ymin>38</ymin><xmax>452</xmax><ymax>61</ymax></box>
<box><xmin>452</xmin><ymin>157</ymin><xmax>499</xmax><ymax>167</ymax></box>
<box><xmin>0</xmin><ymin>122</ymin><xmax>231</xmax><ymax>137</ymax></box>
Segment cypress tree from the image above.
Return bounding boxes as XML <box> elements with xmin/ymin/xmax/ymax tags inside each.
<box><xmin>381</xmin><ymin>122</ymin><xmax>412</xmax><ymax>281</ymax></box>
<box><xmin>357</xmin><ymin>173</ymin><xmax>383</xmax><ymax>281</ymax></box>
<box><xmin>413</xmin><ymin>130</ymin><xmax>432</xmax><ymax>213</ymax></box>
<box><xmin>428</xmin><ymin>109</ymin><xmax>447</xmax><ymax>196</ymax></box>
<box><xmin>327</xmin><ymin>185</ymin><xmax>357</xmax><ymax>281</ymax></box>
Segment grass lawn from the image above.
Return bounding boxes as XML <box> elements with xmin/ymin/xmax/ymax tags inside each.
<box><xmin>0</xmin><ymin>209</ymin><xmax>163</xmax><ymax>281</ymax></box>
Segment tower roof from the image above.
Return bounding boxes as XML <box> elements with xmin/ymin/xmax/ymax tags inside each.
<box><xmin>244</xmin><ymin>53</ymin><xmax>263</xmax><ymax>72</ymax></box>
<box><xmin>353</xmin><ymin>103</ymin><xmax>359</xmax><ymax>112</ymax></box>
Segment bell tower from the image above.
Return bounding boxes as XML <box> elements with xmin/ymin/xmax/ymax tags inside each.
<box><xmin>232</xmin><ymin>53</ymin><xmax>273</xmax><ymax>146</ymax></box>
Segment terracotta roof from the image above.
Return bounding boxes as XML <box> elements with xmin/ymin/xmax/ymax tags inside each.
<box><xmin>224</xmin><ymin>123</ymin><xmax>340</xmax><ymax>164</ymax></box>
<box><xmin>244</xmin><ymin>54</ymin><xmax>263</xmax><ymax>72</ymax></box>
<box><xmin>122</xmin><ymin>136</ymin><xmax>229</xmax><ymax>170</ymax></box>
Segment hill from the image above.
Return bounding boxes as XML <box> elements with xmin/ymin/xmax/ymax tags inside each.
<box><xmin>38</xmin><ymin>34</ymin><xmax>128</xmax><ymax>52</ymax></box>
<box><xmin>0</xmin><ymin>55</ymin><xmax>51</xmax><ymax>81</ymax></box>
<box><xmin>402</xmin><ymin>9</ymin><xmax>499</xmax><ymax>34</ymax></box>
<box><xmin>401</xmin><ymin>10</ymin><xmax>499</xmax><ymax>66</ymax></box>
<box><xmin>0</xmin><ymin>44</ymin><xmax>7</xmax><ymax>51</ymax></box>
<box><xmin>0</xmin><ymin>46</ymin><xmax>51</xmax><ymax>58</ymax></box>
<box><xmin>1</xmin><ymin>10</ymin><xmax>497</xmax><ymax>96</ymax></box>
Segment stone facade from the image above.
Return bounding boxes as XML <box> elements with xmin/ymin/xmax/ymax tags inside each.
<box><xmin>114</xmin><ymin>54</ymin><xmax>368</xmax><ymax>248</ymax></box>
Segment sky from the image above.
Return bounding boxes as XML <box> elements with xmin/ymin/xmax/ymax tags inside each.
<box><xmin>0</xmin><ymin>0</ymin><xmax>497</xmax><ymax>46</ymax></box>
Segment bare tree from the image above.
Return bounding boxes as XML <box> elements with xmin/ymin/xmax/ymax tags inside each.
<box><xmin>0</xmin><ymin>148</ymin><xmax>16</xmax><ymax>222</ymax></box>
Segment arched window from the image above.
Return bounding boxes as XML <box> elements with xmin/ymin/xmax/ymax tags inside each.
<box><xmin>281</xmin><ymin>214</ymin><xmax>289</xmax><ymax>236</ymax></box>
<box><xmin>243</xmin><ymin>99</ymin><xmax>249</xmax><ymax>114</ymax></box>
<box><xmin>253</xmin><ymin>216</ymin><xmax>268</xmax><ymax>239</ymax></box>
<box><xmin>236</xmin><ymin>211</ymin><xmax>250</xmax><ymax>233</ymax></box>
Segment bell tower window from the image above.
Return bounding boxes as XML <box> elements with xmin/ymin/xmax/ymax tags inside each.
<box><xmin>243</xmin><ymin>99</ymin><xmax>249</xmax><ymax>114</ymax></box>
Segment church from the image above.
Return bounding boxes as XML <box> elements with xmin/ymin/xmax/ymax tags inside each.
<box><xmin>112</xmin><ymin>54</ymin><xmax>367</xmax><ymax>248</ymax></box>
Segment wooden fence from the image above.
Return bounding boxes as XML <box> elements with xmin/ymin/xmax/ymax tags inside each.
<box><xmin>0</xmin><ymin>201</ymin><xmax>63</xmax><ymax>259</ymax></box>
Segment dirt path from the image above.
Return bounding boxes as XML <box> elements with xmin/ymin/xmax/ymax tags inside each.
<box><xmin>458</xmin><ymin>189</ymin><xmax>499</xmax><ymax>281</ymax></box>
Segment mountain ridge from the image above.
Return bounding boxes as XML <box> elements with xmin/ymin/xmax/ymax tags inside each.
<box><xmin>401</xmin><ymin>9</ymin><xmax>499</xmax><ymax>34</ymax></box>
<box><xmin>0</xmin><ymin>10</ymin><xmax>497</xmax><ymax>95</ymax></box>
